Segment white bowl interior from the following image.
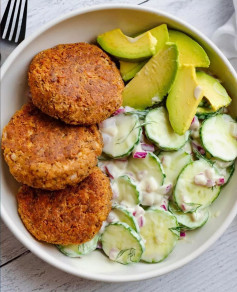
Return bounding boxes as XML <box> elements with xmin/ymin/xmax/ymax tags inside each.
<box><xmin>1</xmin><ymin>6</ymin><xmax>237</xmax><ymax>282</ymax></box>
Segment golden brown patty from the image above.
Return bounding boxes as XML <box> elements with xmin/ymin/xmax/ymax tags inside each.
<box><xmin>17</xmin><ymin>168</ymin><xmax>112</xmax><ymax>245</ymax></box>
<box><xmin>1</xmin><ymin>103</ymin><xmax>103</xmax><ymax>190</ymax></box>
<box><xmin>28</xmin><ymin>43</ymin><xmax>124</xmax><ymax>125</ymax></box>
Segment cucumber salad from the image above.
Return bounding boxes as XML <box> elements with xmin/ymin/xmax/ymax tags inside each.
<box><xmin>57</xmin><ymin>24</ymin><xmax>237</xmax><ymax>265</ymax></box>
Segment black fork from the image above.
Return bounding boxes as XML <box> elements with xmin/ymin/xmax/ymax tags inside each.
<box><xmin>1</xmin><ymin>0</ymin><xmax>28</xmax><ymax>43</ymax></box>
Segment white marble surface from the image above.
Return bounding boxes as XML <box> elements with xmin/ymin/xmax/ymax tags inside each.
<box><xmin>1</xmin><ymin>0</ymin><xmax>236</xmax><ymax>291</ymax></box>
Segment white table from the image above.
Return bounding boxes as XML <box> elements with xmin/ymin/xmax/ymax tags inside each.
<box><xmin>1</xmin><ymin>0</ymin><xmax>236</xmax><ymax>291</ymax></box>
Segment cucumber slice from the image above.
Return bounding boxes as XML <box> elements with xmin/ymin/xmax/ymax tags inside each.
<box><xmin>100</xmin><ymin>114</ymin><xmax>141</xmax><ymax>158</ymax></box>
<box><xmin>168</xmin><ymin>202</ymin><xmax>209</xmax><ymax>230</ymax></box>
<box><xmin>108</xmin><ymin>205</ymin><xmax>139</xmax><ymax>232</ymax></box>
<box><xmin>57</xmin><ymin>234</ymin><xmax>99</xmax><ymax>257</ymax></box>
<box><xmin>112</xmin><ymin>175</ymin><xmax>141</xmax><ymax>207</ymax></box>
<box><xmin>159</xmin><ymin>149</ymin><xmax>192</xmax><ymax>186</ymax></box>
<box><xmin>196</xmin><ymin>107</ymin><xmax>218</xmax><ymax>119</ymax></box>
<box><xmin>145</xmin><ymin>107</ymin><xmax>190</xmax><ymax>150</ymax></box>
<box><xmin>200</xmin><ymin>114</ymin><xmax>237</xmax><ymax>161</ymax></box>
<box><xmin>140</xmin><ymin>208</ymin><xmax>179</xmax><ymax>263</ymax></box>
<box><xmin>174</xmin><ymin>159</ymin><xmax>221</xmax><ymax>213</ymax></box>
<box><xmin>127</xmin><ymin>152</ymin><xmax>165</xmax><ymax>189</ymax></box>
<box><xmin>101</xmin><ymin>222</ymin><xmax>145</xmax><ymax>264</ymax></box>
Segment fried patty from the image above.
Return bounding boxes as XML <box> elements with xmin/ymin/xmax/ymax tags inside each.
<box><xmin>17</xmin><ymin>168</ymin><xmax>112</xmax><ymax>245</ymax></box>
<box><xmin>1</xmin><ymin>103</ymin><xmax>103</xmax><ymax>190</ymax></box>
<box><xmin>28</xmin><ymin>43</ymin><xmax>124</xmax><ymax>125</ymax></box>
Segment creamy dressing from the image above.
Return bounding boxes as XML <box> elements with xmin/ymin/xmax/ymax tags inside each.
<box><xmin>190</xmin><ymin>116</ymin><xmax>200</xmax><ymax>139</ymax></box>
<box><xmin>106</xmin><ymin>211</ymin><xmax>120</xmax><ymax>223</ymax></box>
<box><xmin>98</xmin><ymin>107</ymin><xmax>235</xmax><ymax>256</ymax></box>
<box><xmin>230</xmin><ymin>122</ymin><xmax>237</xmax><ymax>139</ymax></box>
<box><xmin>194</xmin><ymin>85</ymin><xmax>202</xmax><ymax>99</ymax></box>
<box><xmin>99</xmin><ymin>114</ymin><xmax>141</xmax><ymax>158</ymax></box>
<box><xmin>151</xmin><ymin>96</ymin><xmax>160</xmax><ymax>104</ymax></box>
<box><xmin>190</xmin><ymin>209</ymin><xmax>203</xmax><ymax>222</ymax></box>
<box><xmin>125</xmin><ymin>34</ymin><xmax>143</xmax><ymax>43</ymax></box>
<box><xmin>194</xmin><ymin>167</ymin><xmax>224</xmax><ymax>187</ymax></box>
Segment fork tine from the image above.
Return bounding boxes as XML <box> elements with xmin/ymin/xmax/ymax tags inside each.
<box><xmin>18</xmin><ymin>0</ymin><xmax>27</xmax><ymax>43</ymax></box>
<box><xmin>12</xmin><ymin>0</ymin><xmax>23</xmax><ymax>42</ymax></box>
<box><xmin>4</xmin><ymin>0</ymin><xmax>18</xmax><ymax>41</ymax></box>
<box><xmin>0</xmin><ymin>0</ymin><xmax>12</xmax><ymax>38</ymax></box>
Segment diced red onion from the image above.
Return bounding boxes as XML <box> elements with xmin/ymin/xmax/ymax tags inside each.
<box><xmin>216</xmin><ymin>177</ymin><xmax>225</xmax><ymax>186</ymax></box>
<box><xmin>137</xmin><ymin>216</ymin><xmax>145</xmax><ymax>228</ymax></box>
<box><xmin>125</xmin><ymin>172</ymin><xmax>136</xmax><ymax>179</ymax></box>
<box><xmin>107</xmin><ymin>214</ymin><xmax>116</xmax><ymax>223</ymax></box>
<box><xmin>102</xmin><ymin>133</ymin><xmax>112</xmax><ymax>145</ymax></box>
<box><xmin>115</xmin><ymin>157</ymin><xmax>127</xmax><ymax>162</ymax></box>
<box><xmin>192</xmin><ymin>141</ymin><xmax>205</xmax><ymax>155</ymax></box>
<box><xmin>141</xmin><ymin>143</ymin><xmax>155</xmax><ymax>152</ymax></box>
<box><xmin>160</xmin><ymin>204</ymin><xmax>167</xmax><ymax>211</ymax></box>
<box><xmin>180</xmin><ymin>231</ymin><xmax>186</xmax><ymax>237</ymax></box>
<box><xmin>181</xmin><ymin>204</ymin><xmax>186</xmax><ymax>211</ymax></box>
<box><xmin>190</xmin><ymin>116</ymin><xmax>200</xmax><ymax>131</ymax></box>
<box><xmin>165</xmin><ymin>184</ymin><xmax>172</xmax><ymax>194</ymax></box>
<box><xmin>133</xmin><ymin>152</ymin><xmax>147</xmax><ymax>159</ymax></box>
<box><xmin>133</xmin><ymin>211</ymin><xmax>136</xmax><ymax>216</ymax></box>
<box><xmin>113</xmin><ymin>107</ymin><xmax>125</xmax><ymax>116</ymax></box>
<box><xmin>97</xmin><ymin>241</ymin><xmax>102</xmax><ymax>249</ymax></box>
<box><xmin>109</xmin><ymin>248</ymin><xmax>119</xmax><ymax>260</ymax></box>
<box><xmin>105</xmin><ymin>166</ymin><xmax>114</xmax><ymax>179</ymax></box>
<box><xmin>206</xmin><ymin>179</ymin><xmax>215</xmax><ymax>187</ymax></box>
<box><xmin>112</xmin><ymin>190</ymin><xmax>119</xmax><ymax>199</ymax></box>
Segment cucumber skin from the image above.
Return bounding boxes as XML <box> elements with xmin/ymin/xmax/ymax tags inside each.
<box><xmin>225</xmin><ymin>163</ymin><xmax>235</xmax><ymax>185</ymax></box>
<box><xmin>141</xmin><ymin>208</ymin><xmax>179</xmax><ymax>263</ymax></box>
<box><xmin>168</xmin><ymin>202</ymin><xmax>209</xmax><ymax>231</ymax></box>
<box><xmin>103</xmin><ymin>117</ymin><xmax>142</xmax><ymax>159</ymax></box>
<box><xmin>158</xmin><ymin>149</ymin><xmax>192</xmax><ymax>187</ymax></box>
<box><xmin>101</xmin><ymin>222</ymin><xmax>145</xmax><ymax>265</ymax></box>
<box><xmin>56</xmin><ymin>234</ymin><xmax>100</xmax><ymax>257</ymax></box>
<box><xmin>173</xmin><ymin>161</ymin><xmax>221</xmax><ymax>213</ymax></box>
<box><xmin>145</xmin><ymin>108</ymin><xmax>190</xmax><ymax>151</ymax></box>
<box><xmin>114</xmin><ymin>175</ymin><xmax>141</xmax><ymax>206</ymax></box>
<box><xmin>112</xmin><ymin>204</ymin><xmax>140</xmax><ymax>232</ymax></box>
<box><xmin>199</xmin><ymin>114</ymin><xmax>237</xmax><ymax>162</ymax></box>
<box><xmin>148</xmin><ymin>152</ymin><xmax>166</xmax><ymax>184</ymax></box>
<box><xmin>196</xmin><ymin>107</ymin><xmax>220</xmax><ymax>120</ymax></box>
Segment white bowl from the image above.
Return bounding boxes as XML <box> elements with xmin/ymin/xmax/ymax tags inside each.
<box><xmin>1</xmin><ymin>4</ymin><xmax>237</xmax><ymax>282</ymax></box>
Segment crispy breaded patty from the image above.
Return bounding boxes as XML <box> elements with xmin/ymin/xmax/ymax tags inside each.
<box><xmin>1</xmin><ymin>103</ymin><xmax>103</xmax><ymax>190</ymax></box>
<box><xmin>28</xmin><ymin>43</ymin><xmax>124</xmax><ymax>125</ymax></box>
<box><xmin>17</xmin><ymin>168</ymin><xmax>112</xmax><ymax>245</ymax></box>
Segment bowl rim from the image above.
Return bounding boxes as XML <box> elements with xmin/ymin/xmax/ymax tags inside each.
<box><xmin>1</xmin><ymin>3</ymin><xmax>237</xmax><ymax>283</ymax></box>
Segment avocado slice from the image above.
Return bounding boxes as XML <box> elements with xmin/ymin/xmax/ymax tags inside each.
<box><xmin>97</xmin><ymin>29</ymin><xmax>157</xmax><ymax>61</ymax></box>
<box><xmin>119</xmin><ymin>60</ymin><xmax>147</xmax><ymax>82</ymax></box>
<box><xmin>166</xmin><ymin>66</ymin><xmax>203</xmax><ymax>135</ymax></box>
<box><xmin>149</xmin><ymin>24</ymin><xmax>169</xmax><ymax>53</ymax></box>
<box><xmin>169</xmin><ymin>30</ymin><xmax>210</xmax><ymax>67</ymax></box>
<box><xmin>122</xmin><ymin>43</ymin><xmax>178</xmax><ymax>109</ymax></box>
<box><xmin>119</xmin><ymin>24</ymin><xmax>169</xmax><ymax>81</ymax></box>
<box><xmin>196</xmin><ymin>71</ymin><xmax>231</xmax><ymax>110</ymax></box>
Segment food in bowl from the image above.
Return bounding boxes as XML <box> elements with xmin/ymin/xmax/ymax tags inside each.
<box><xmin>28</xmin><ymin>43</ymin><xmax>124</xmax><ymax>125</ymax></box>
<box><xmin>1</xmin><ymin>22</ymin><xmax>237</xmax><ymax>267</ymax></box>
<box><xmin>16</xmin><ymin>167</ymin><xmax>112</xmax><ymax>245</ymax></box>
<box><xmin>1</xmin><ymin>103</ymin><xmax>103</xmax><ymax>190</ymax></box>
